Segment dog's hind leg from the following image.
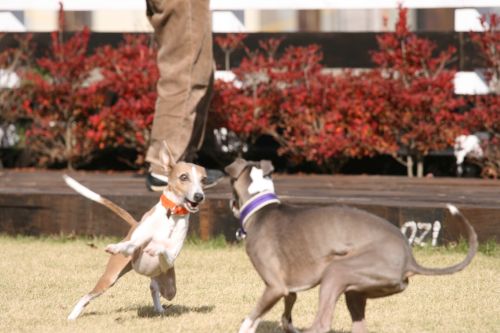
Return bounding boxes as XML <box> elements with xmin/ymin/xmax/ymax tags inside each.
<box><xmin>149</xmin><ymin>267</ymin><xmax>176</xmax><ymax>314</ymax></box>
<box><xmin>345</xmin><ymin>291</ymin><xmax>368</xmax><ymax>333</ymax></box>
<box><xmin>155</xmin><ymin>267</ymin><xmax>176</xmax><ymax>301</ymax></box>
<box><xmin>305</xmin><ymin>265</ymin><xmax>346</xmax><ymax>333</ymax></box>
<box><xmin>281</xmin><ymin>292</ymin><xmax>299</xmax><ymax>333</ymax></box>
<box><xmin>67</xmin><ymin>253</ymin><xmax>132</xmax><ymax>320</ymax></box>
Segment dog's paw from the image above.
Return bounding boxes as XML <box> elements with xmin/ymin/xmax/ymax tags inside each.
<box><xmin>121</xmin><ymin>243</ymin><xmax>137</xmax><ymax>256</ymax></box>
<box><xmin>105</xmin><ymin>243</ymin><xmax>121</xmax><ymax>254</ymax></box>
<box><xmin>105</xmin><ymin>242</ymin><xmax>136</xmax><ymax>256</ymax></box>
<box><xmin>281</xmin><ymin>316</ymin><xmax>300</xmax><ymax>333</ymax></box>
<box><xmin>239</xmin><ymin>317</ymin><xmax>260</xmax><ymax>333</ymax></box>
<box><xmin>144</xmin><ymin>243</ymin><xmax>166</xmax><ymax>257</ymax></box>
<box><xmin>154</xmin><ymin>304</ymin><xmax>166</xmax><ymax>315</ymax></box>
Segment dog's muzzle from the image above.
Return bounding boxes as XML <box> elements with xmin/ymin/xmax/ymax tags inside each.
<box><xmin>185</xmin><ymin>192</ymin><xmax>204</xmax><ymax>213</ymax></box>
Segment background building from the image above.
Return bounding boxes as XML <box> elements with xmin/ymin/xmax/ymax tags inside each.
<box><xmin>0</xmin><ymin>1</ymin><xmax>499</xmax><ymax>32</ymax></box>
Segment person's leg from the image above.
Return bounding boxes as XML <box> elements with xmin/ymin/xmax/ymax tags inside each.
<box><xmin>145</xmin><ymin>0</ymin><xmax>213</xmax><ymax>179</ymax></box>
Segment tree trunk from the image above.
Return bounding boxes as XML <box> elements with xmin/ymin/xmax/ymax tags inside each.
<box><xmin>224</xmin><ymin>50</ymin><xmax>232</xmax><ymax>71</ymax></box>
<box><xmin>406</xmin><ymin>155</ymin><xmax>414</xmax><ymax>177</ymax></box>
<box><xmin>416</xmin><ymin>155</ymin><xmax>424</xmax><ymax>178</ymax></box>
<box><xmin>65</xmin><ymin>120</ymin><xmax>73</xmax><ymax>170</ymax></box>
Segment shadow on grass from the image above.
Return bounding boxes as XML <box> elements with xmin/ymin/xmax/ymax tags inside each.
<box><xmin>257</xmin><ymin>321</ymin><xmax>347</xmax><ymax>333</ymax></box>
<box><xmin>78</xmin><ymin>304</ymin><xmax>214</xmax><ymax>321</ymax></box>
<box><xmin>137</xmin><ymin>304</ymin><xmax>215</xmax><ymax>318</ymax></box>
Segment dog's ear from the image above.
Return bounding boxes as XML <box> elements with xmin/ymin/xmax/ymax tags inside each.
<box><xmin>159</xmin><ymin>141</ymin><xmax>176</xmax><ymax>172</ymax></box>
<box><xmin>259</xmin><ymin>160</ymin><xmax>274</xmax><ymax>176</ymax></box>
<box><xmin>224</xmin><ymin>158</ymin><xmax>248</xmax><ymax>179</ymax></box>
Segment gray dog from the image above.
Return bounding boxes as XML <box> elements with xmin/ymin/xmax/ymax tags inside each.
<box><xmin>225</xmin><ymin>158</ymin><xmax>477</xmax><ymax>333</ymax></box>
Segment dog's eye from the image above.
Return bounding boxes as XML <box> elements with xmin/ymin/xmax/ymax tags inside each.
<box><xmin>179</xmin><ymin>174</ymin><xmax>189</xmax><ymax>182</ymax></box>
<box><xmin>201</xmin><ymin>177</ymin><xmax>208</xmax><ymax>185</ymax></box>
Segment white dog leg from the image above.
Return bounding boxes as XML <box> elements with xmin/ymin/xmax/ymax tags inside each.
<box><xmin>67</xmin><ymin>293</ymin><xmax>97</xmax><ymax>320</ymax></box>
<box><xmin>105</xmin><ymin>241</ymin><xmax>137</xmax><ymax>257</ymax></box>
<box><xmin>158</xmin><ymin>250</ymin><xmax>175</xmax><ymax>272</ymax></box>
<box><xmin>144</xmin><ymin>242</ymin><xmax>174</xmax><ymax>272</ymax></box>
<box><xmin>150</xmin><ymin>279</ymin><xmax>165</xmax><ymax>314</ymax></box>
<box><xmin>239</xmin><ymin>317</ymin><xmax>261</xmax><ymax>333</ymax></box>
<box><xmin>106</xmin><ymin>219</ymin><xmax>156</xmax><ymax>256</ymax></box>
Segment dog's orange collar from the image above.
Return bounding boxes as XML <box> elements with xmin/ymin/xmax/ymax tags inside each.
<box><xmin>160</xmin><ymin>194</ymin><xmax>189</xmax><ymax>216</ymax></box>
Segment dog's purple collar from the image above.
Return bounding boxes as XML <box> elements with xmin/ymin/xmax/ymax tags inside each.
<box><xmin>239</xmin><ymin>191</ymin><xmax>280</xmax><ymax>229</ymax></box>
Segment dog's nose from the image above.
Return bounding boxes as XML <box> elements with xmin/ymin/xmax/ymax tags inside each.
<box><xmin>193</xmin><ymin>192</ymin><xmax>204</xmax><ymax>203</ymax></box>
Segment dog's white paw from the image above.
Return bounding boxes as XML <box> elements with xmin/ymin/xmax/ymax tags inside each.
<box><xmin>144</xmin><ymin>243</ymin><xmax>166</xmax><ymax>257</ymax></box>
<box><xmin>105</xmin><ymin>242</ymin><xmax>136</xmax><ymax>256</ymax></box>
<box><xmin>239</xmin><ymin>317</ymin><xmax>260</xmax><ymax>333</ymax></box>
<box><xmin>105</xmin><ymin>243</ymin><xmax>121</xmax><ymax>254</ymax></box>
<box><xmin>154</xmin><ymin>304</ymin><xmax>166</xmax><ymax>315</ymax></box>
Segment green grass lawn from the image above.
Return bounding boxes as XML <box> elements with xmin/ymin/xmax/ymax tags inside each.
<box><xmin>0</xmin><ymin>235</ymin><xmax>498</xmax><ymax>333</ymax></box>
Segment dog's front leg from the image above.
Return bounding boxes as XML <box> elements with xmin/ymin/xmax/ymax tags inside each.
<box><xmin>144</xmin><ymin>241</ymin><xmax>174</xmax><ymax>271</ymax></box>
<box><xmin>106</xmin><ymin>218</ymin><xmax>156</xmax><ymax>256</ymax></box>
<box><xmin>105</xmin><ymin>241</ymin><xmax>136</xmax><ymax>256</ymax></box>
<box><xmin>239</xmin><ymin>286</ymin><xmax>285</xmax><ymax>333</ymax></box>
<box><xmin>145</xmin><ymin>218</ymin><xmax>188</xmax><ymax>271</ymax></box>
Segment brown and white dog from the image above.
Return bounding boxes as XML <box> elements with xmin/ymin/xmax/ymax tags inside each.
<box><xmin>225</xmin><ymin>158</ymin><xmax>477</xmax><ymax>333</ymax></box>
<box><xmin>65</xmin><ymin>142</ymin><xmax>207</xmax><ymax>320</ymax></box>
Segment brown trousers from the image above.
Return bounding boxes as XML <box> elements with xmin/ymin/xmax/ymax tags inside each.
<box><xmin>145</xmin><ymin>0</ymin><xmax>214</xmax><ymax>172</ymax></box>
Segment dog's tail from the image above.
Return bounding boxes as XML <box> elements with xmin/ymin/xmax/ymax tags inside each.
<box><xmin>63</xmin><ymin>175</ymin><xmax>138</xmax><ymax>227</ymax></box>
<box><xmin>406</xmin><ymin>204</ymin><xmax>477</xmax><ymax>277</ymax></box>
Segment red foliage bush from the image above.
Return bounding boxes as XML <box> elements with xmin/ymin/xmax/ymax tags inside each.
<box><xmin>89</xmin><ymin>34</ymin><xmax>158</xmax><ymax>167</ymax></box>
<box><xmin>468</xmin><ymin>14</ymin><xmax>500</xmax><ymax>135</ymax></box>
<box><xmin>2</xmin><ymin>7</ymin><xmax>497</xmax><ymax>175</ymax></box>
<box><xmin>21</xmin><ymin>27</ymin><xmax>102</xmax><ymax>168</ymax></box>
<box><xmin>16</xmin><ymin>5</ymin><xmax>158</xmax><ymax>169</ymax></box>
<box><xmin>470</xmin><ymin>14</ymin><xmax>500</xmax><ymax>92</ymax></box>
<box><xmin>0</xmin><ymin>33</ymin><xmax>33</xmax><ymax>130</ymax></box>
<box><xmin>211</xmin><ymin>39</ymin><xmax>395</xmax><ymax>171</ymax></box>
<box><xmin>371</xmin><ymin>7</ymin><xmax>465</xmax><ymax>176</ymax></box>
<box><xmin>214</xmin><ymin>33</ymin><xmax>248</xmax><ymax>70</ymax></box>
<box><xmin>466</xmin><ymin>14</ymin><xmax>500</xmax><ymax>178</ymax></box>
<box><xmin>212</xmin><ymin>7</ymin><xmax>465</xmax><ymax>175</ymax></box>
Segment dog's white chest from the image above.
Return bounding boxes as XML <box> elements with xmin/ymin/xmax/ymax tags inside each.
<box><xmin>153</xmin><ymin>214</ymin><xmax>176</xmax><ymax>241</ymax></box>
<box><xmin>131</xmin><ymin>207</ymin><xmax>188</xmax><ymax>277</ymax></box>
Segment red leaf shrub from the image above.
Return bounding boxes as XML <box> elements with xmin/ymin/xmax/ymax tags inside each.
<box><xmin>468</xmin><ymin>13</ymin><xmax>500</xmax><ymax>135</ymax></box>
<box><xmin>211</xmin><ymin>40</ymin><xmax>395</xmax><ymax>171</ymax></box>
<box><xmin>470</xmin><ymin>14</ymin><xmax>500</xmax><ymax>93</ymax></box>
<box><xmin>371</xmin><ymin>7</ymin><xmax>465</xmax><ymax>176</ymax></box>
<box><xmin>16</xmin><ymin>6</ymin><xmax>158</xmax><ymax>169</ymax></box>
<box><xmin>4</xmin><ymin>6</ymin><xmax>494</xmax><ymax>175</ymax></box>
<box><xmin>466</xmin><ymin>14</ymin><xmax>500</xmax><ymax>177</ymax></box>
<box><xmin>0</xmin><ymin>33</ymin><xmax>33</xmax><ymax>140</ymax></box>
<box><xmin>212</xmin><ymin>7</ymin><xmax>464</xmax><ymax>175</ymax></box>
<box><xmin>89</xmin><ymin>34</ymin><xmax>158</xmax><ymax>167</ymax></box>
<box><xmin>214</xmin><ymin>33</ymin><xmax>248</xmax><ymax>70</ymax></box>
<box><xmin>20</xmin><ymin>26</ymin><xmax>102</xmax><ymax>168</ymax></box>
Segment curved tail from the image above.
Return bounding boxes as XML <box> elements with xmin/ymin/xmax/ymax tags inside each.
<box><xmin>63</xmin><ymin>175</ymin><xmax>138</xmax><ymax>227</ymax></box>
<box><xmin>407</xmin><ymin>204</ymin><xmax>478</xmax><ymax>276</ymax></box>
